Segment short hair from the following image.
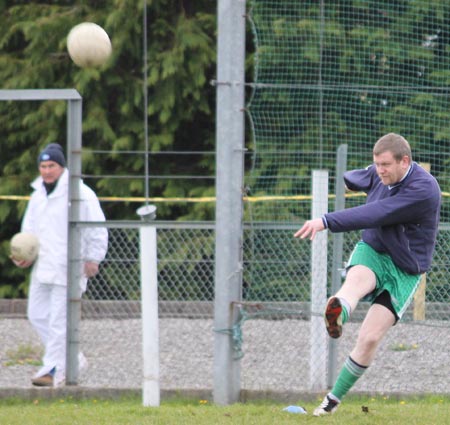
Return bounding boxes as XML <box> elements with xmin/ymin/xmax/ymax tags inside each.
<box><xmin>373</xmin><ymin>133</ymin><xmax>412</xmax><ymax>161</ymax></box>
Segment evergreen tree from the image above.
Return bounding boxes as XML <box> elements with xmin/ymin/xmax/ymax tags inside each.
<box><xmin>0</xmin><ymin>0</ymin><xmax>216</xmax><ymax>297</ymax></box>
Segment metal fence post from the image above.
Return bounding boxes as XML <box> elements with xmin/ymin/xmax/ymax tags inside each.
<box><xmin>310</xmin><ymin>170</ymin><xmax>329</xmax><ymax>391</ymax></box>
<box><xmin>328</xmin><ymin>144</ymin><xmax>347</xmax><ymax>387</ymax></box>
<box><xmin>66</xmin><ymin>97</ymin><xmax>83</xmax><ymax>385</ymax></box>
<box><xmin>213</xmin><ymin>0</ymin><xmax>246</xmax><ymax>405</ymax></box>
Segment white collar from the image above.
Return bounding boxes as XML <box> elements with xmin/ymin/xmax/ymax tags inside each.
<box><xmin>388</xmin><ymin>164</ymin><xmax>412</xmax><ymax>190</ymax></box>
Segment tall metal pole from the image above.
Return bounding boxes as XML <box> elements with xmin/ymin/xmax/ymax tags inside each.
<box><xmin>309</xmin><ymin>170</ymin><xmax>329</xmax><ymax>391</ymax></box>
<box><xmin>213</xmin><ymin>0</ymin><xmax>246</xmax><ymax>405</ymax></box>
<box><xmin>143</xmin><ymin>0</ymin><xmax>150</xmax><ymax>203</ymax></box>
<box><xmin>328</xmin><ymin>144</ymin><xmax>347</xmax><ymax>387</ymax></box>
<box><xmin>66</xmin><ymin>97</ymin><xmax>83</xmax><ymax>385</ymax></box>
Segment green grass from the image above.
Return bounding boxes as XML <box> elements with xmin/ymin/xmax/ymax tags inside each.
<box><xmin>389</xmin><ymin>342</ymin><xmax>419</xmax><ymax>352</ymax></box>
<box><xmin>0</xmin><ymin>395</ymin><xmax>448</xmax><ymax>424</ymax></box>
<box><xmin>3</xmin><ymin>344</ymin><xmax>43</xmax><ymax>367</ymax></box>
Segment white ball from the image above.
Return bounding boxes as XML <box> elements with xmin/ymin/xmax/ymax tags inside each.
<box><xmin>67</xmin><ymin>22</ymin><xmax>112</xmax><ymax>68</ymax></box>
<box><xmin>10</xmin><ymin>232</ymin><xmax>39</xmax><ymax>262</ymax></box>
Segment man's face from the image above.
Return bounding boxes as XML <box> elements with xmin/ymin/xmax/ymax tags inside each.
<box><xmin>373</xmin><ymin>150</ymin><xmax>410</xmax><ymax>186</ymax></box>
<box><xmin>39</xmin><ymin>160</ymin><xmax>64</xmax><ymax>184</ymax></box>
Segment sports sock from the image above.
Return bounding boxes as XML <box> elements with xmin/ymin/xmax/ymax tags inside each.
<box><xmin>330</xmin><ymin>356</ymin><xmax>368</xmax><ymax>401</ymax></box>
<box><xmin>338</xmin><ymin>297</ymin><xmax>351</xmax><ymax>324</ymax></box>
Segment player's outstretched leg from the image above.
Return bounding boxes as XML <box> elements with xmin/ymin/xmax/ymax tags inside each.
<box><xmin>324</xmin><ymin>297</ymin><xmax>343</xmax><ymax>338</ymax></box>
<box><xmin>313</xmin><ymin>394</ymin><xmax>340</xmax><ymax>416</ymax></box>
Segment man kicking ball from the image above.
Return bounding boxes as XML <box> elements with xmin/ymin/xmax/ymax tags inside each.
<box><xmin>295</xmin><ymin>133</ymin><xmax>441</xmax><ymax>416</ymax></box>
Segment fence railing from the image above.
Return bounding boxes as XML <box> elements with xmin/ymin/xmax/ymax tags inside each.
<box><xmin>1</xmin><ymin>220</ymin><xmax>448</xmax><ymax>395</ymax></box>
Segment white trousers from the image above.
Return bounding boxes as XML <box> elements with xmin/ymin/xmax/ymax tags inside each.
<box><xmin>27</xmin><ymin>283</ymin><xmax>68</xmax><ymax>381</ymax></box>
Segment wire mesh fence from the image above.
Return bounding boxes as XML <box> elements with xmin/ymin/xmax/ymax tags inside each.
<box><xmin>240</xmin><ymin>0</ymin><xmax>450</xmax><ymax>397</ymax></box>
<box><xmin>1</xmin><ymin>224</ymin><xmax>449</xmax><ymax>394</ymax></box>
<box><xmin>74</xmin><ymin>221</ymin><xmax>450</xmax><ymax>394</ymax></box>
<box><xmin>2</xmin><ymin>0</ymin><xmax>450</xmax><ymax>399</ymax></box>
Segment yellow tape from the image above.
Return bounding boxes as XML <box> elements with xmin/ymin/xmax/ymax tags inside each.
<box><xmin>0</xmin><ymin>192</ymin><xmax>448</xmax><ymax>203</ymax></box>
<box><xmin>0</xmin><ymin>195</ymin><xmax>30</xmax><ymax>201</ymax></box>
<box><xmin>99</xmin><ymin>196</ymin><xmax>216</xmax><ymax>203</ymax></box>
<box><xmin>100</xmin><ymin>192</ymin><xmax>449</xmax><ymax>202</ymax></box>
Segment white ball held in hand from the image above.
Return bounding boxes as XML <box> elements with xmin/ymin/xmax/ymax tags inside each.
<box><xmin>10</xmin><ymin>232</ymin><xmax>39</xmax><ymax>262</ymax></box>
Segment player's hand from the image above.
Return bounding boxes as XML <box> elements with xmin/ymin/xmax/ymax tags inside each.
<box><xmin>84</xmin><ymin>261</ymin><xmax>99</xmax><ymax>278</ymax></box>
<box><xmin>294</xmin><ymin>218</ymin><xmax>325</xmax><ymax>240</ymax></box>
<box><xmin>10</xmin><ymin>256</ymin><xmax>33</xmax><ymax>268</ymax></box>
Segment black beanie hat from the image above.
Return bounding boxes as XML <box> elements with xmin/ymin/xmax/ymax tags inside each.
<box><xmin>38</xmin><ymin>143</ymin><xmax>66</xmax><ymax>167</ymax></box>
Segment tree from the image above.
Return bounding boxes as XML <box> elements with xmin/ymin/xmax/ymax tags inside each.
<box><xmin>0</xmin><ymin>0</ymin><xmax>217</xmax><ymax>297</ymax></box>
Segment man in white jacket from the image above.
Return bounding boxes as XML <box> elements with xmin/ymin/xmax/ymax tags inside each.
<box><xmin>12</xmin><ymin>143</ymin><xmax>108</xmax><ymax>387</ymax></box>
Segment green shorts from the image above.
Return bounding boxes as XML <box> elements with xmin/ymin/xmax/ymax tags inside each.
<box><xmin>347</xmin><ymin>241</ymin><xmax>422</xmax><ymax>320</ymax></box>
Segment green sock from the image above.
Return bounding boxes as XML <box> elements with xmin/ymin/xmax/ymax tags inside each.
<box><xmin>339</xmin><ymin>297</ymin><xmax>351</xmax><ymax>325</ymax></box>
<box><xmin>330</xmin><ymin>356</ymin><xmax>368</xmax><ymax>401</ymax></box>
<box><xmin>341</xmin><ymin>304</ymin><xmax>349</xmax><ymax>324</ymax></box>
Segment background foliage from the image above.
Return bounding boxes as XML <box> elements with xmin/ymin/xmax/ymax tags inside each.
<box><xmin>1</xmin><ymin>1</ymin><xmax>450</xmax><ymax>304</ymax></box>
<box><xmin>0</xmin><ymin>0</ymin><xmax>217</xmax><ymax>297</ymax></box>
<box><xmin>244</xmin><ymin>0</ymin><xmax>450</xmax><ymax>303</ymax></box>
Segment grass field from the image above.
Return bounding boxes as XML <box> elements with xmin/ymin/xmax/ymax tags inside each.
<box><xmin>0</xmin><ymin>395</ymin><xmax>448</xmax><ymax>424</ymax></box>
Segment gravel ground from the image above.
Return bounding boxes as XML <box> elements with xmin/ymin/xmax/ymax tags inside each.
<box><xmin>1</xmin><ymin>317</ymin><xmax>449</xmax><ymax>397</ymax></box>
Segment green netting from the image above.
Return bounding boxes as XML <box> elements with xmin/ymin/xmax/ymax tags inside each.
<box><xmin>243</xmin><ymin>1</ymin><xmax>450</xmax><ymax>307</ymax></box>
<box><xmin>245</xmin><ymin>0</ymin><xmax>450</xmax><ymax>224</ymax></box>
<box><xmin>239</xmin><ymin>0</ymin><xmax>450</xmax><ymax>395</ymax></box>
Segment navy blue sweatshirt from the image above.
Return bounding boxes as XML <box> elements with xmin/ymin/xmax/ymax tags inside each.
<box><xmin>324</xmin><ymin>162</ymin><xmax>441</xmax><ymax>274</ymax></box>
